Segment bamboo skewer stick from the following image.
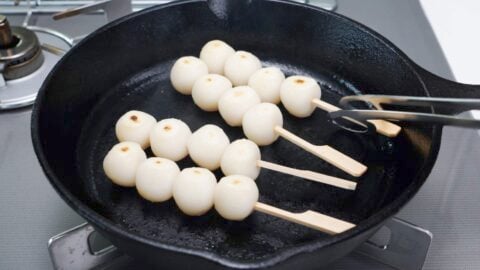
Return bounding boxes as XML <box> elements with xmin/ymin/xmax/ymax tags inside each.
<box><xmin>312</xmin><ymin>98</ymin><xmax>402</xmax><ymax>138</ymax></box>
<box><xmin>254</xmin><ymin>202</ymin><xmax>355</xmax><ymax>234</ymax></box>
<box><xmin>274</xmin><ymin>126</ymin><xmax>367</xmax><ymax>177</ymax></box>
<box><xmin>257</xmin><ymin>160</ymin><xmax>357</xmax><ymax>190</ymax></box>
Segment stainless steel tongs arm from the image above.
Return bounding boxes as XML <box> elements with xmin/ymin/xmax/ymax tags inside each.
<box><xmin>339</xmin><ymin>95</ymin><xmax>480</xmax><ymax>111</ymax></box>
<box><xmin>329</xmin><ymin>95</ymin><xmax>480</xmax><ymax>131</ymax></box>
<box><xmin>330</xmin><ymin>109</ymin><xmax>480</xmax><ymax>128</ymax></box>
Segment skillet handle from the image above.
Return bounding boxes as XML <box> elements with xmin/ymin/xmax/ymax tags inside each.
<box><xmin>416</xmin><ymin>67</ymin><xmax>480</xmax><ymax>115</ymax></box>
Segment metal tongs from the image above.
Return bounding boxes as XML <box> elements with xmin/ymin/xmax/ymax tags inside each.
<box><xmin>329</xmin><ymin>95</ymin><xmax>480</xmax><ymax>134</ymax></box>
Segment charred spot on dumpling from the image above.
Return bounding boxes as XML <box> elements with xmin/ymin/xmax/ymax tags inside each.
<box><xmin>130</xmin><ymin>115</ymin><xmax>138</xmax><ymax>122</ymax></box>
<box><xmin>163</xmin><ymin>124</ymin><xmax>172</xmax><ymax>131</ymax></box>
<box><xmin>233</xmin><ymin>90</ymin><xmax>244</xmax><ymax>97</ymax></box>
<box><xmin>295</xmin><ymin>79</ymin><xmax>305</xmax><ymax>84</ymax></box>
<box><xmin>120</xmin><ymin>146</ymin><xmax>129</xmax><ymax>152</ymax></box>
<box><xmin>232</xmin><ymin>179</ymin><xmax>242</xmax><ymax>185</ymax></box>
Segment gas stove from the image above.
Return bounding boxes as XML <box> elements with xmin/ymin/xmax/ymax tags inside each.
<box><xmin>1</xmin><ymin>1</ymin><xmax>479</xmax><ymax>269</ymax></box>
<box><xmin>0</xmin><ymin>14</ymin><xmax>71</xmax><ymax>109</ymax></box>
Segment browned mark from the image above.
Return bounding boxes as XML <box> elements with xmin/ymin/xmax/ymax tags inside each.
<box><xmin>295</xmin><ymin>79</ymin><xmax>305</xmax><ymax>84</ymax></box>
<box><xmin>163</xmin><ymin>124</ymin><xmax>172</xmax><ymax>131</ymax></box>
<box><xmin>233</xmin><ymin>91</ymin><xmax>243</xmax><ymax>97</ymax></box>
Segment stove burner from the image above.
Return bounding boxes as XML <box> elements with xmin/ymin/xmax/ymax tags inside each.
<box><xmin>0</xmin><ymin>15</ymin><xmax>44</xmax><ymax>80</ymax></box>
<box><xmin>0</xmin><ymin>15</ymin><xmax>73</xmax><ymax>111</ymax></box>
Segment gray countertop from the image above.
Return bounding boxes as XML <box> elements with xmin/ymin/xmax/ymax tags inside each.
<box><xmin>1</xmin><ymin>1</ymin><xmax>479</xmax><ymax>269</ymax></box>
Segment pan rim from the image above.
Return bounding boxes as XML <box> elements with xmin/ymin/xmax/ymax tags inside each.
<box><xmin>31</xmin><ymin>0</ymin><xmax>442</xmax><ymax>268</ymax></box>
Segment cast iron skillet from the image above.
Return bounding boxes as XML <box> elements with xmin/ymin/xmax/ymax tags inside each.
<box><xmin>31</xmin><ymin>0</ymin><xmax>480</xmax><ymax>268</ymax></box>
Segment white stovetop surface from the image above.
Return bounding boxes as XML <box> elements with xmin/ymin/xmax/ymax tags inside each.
<box><xmin>420</xmin><ymin>0</ymin><xmax>480</xmax><ymax>85</ymax></box>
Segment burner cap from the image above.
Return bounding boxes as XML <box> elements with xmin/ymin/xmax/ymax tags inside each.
<box><xmin>0</xmin><ymin>16</ymin><xmax>44</xmax><ymax>80</ymax></box>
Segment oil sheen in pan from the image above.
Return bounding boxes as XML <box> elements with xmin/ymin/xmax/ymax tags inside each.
<box><xmin>75</xmin><ymin>57</ymin><xmax>399</xmax><ymax>261</ymax></box>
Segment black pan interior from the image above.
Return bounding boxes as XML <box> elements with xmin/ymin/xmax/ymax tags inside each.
<box><xmin>35</xmin><ymin>0</ymin><xmax>436</xmax><ymax>265</ymax></box>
